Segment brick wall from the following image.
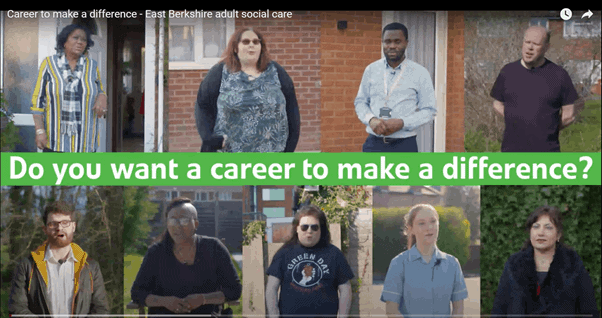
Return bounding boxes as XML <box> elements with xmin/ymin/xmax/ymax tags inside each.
<box><xmin>446</xmin><ymin>12</ymin><xmax>465</xmax><ymax>152</ymax></box>
<box><xmin>168</xmin><ymin>12</ymin><xmax>322</xmax><ymax>152</ymax></box>
<box><xmin>169</xmin><ymin>12</ymin><xmax>465</xmax><ymax>153</ymax></box>
<box><xmin>168</xmin><ymin>70</ymin><xmax>208</xmax><ymax>152</ymax></box>
<box><xmin>319</xmin><ymin>11</ymin><xmax>382</xmax><ymax>152</ymax></box>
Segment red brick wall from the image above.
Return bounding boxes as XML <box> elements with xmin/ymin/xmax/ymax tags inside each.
<box><xmin>319</xmin><ymin>11</ymin><xmax>382</xmax><ymax>152</ymax></box>
<box><xmin>446</xmin><ymin>12</ymin><xmax>465</xmax><ymax>152</ymax></box>
<box><xmin>168</xmin><ymin>12</ymin><xmax>322</xmax><ymax>152</ymax></box>
<box><xmin>168</xmin><ymin>70</ymin><xmax>207</xmax><ymax>152</ymax></box>
<box><xmin>169</xmin><ymin>12</ymin><xmax>466</xmax><ymax>153</ymax></box>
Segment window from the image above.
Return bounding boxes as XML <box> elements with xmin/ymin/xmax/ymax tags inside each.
<box><xmin>263</xmin><ymin>207</ymin><xmax>286</xmax><ymax>218</ymax></box>
<box><xmin>262</xmin><ymin>188</ymin><xmax>285</xmax><ymax>201</ymax></box>
<box><xmin>564</xmin><ymin>19</ymin><xmax>601</xmax><ymax>39</ymax></box>
<box><xmin>218</xmin><ymin>191</ymin><xmax>232</xmax><ymax>201</ymax></box>
<box><xmin>476</xmin><ymin>18</ymin><xmax>516</xmax><ymax>38</ymax></box>
<box><xmin>169</xmin><ymin>14</ymin><xmax>235</xmax><ymax>70</ymax></box>
<box><xmin>529</xmin><ymin>18</ymin><xmax>548</xmax><ymax>28</ymax></box>
<box><xmin>166</xmin><ymin>190</ymin><xmax>179</xmax><ymax>200</ymax></box>
<box><xmin>195</xmin><ymin>191</ymin><xmax>216</xmax><ymax>202</ymax></box>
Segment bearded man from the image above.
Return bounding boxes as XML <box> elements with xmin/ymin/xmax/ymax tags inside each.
<box><xmin>8</xmin><ymin>201</ymin><xmax>110</xmax><ymax>316</ymax></box>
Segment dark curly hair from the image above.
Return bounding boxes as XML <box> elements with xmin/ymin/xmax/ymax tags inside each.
<box><xmin>55</xmin><ymin>24</ymin><xmax>94</xmax><ymax>55</ymax></box>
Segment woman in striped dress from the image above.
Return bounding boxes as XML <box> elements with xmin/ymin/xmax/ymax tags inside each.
<box><xmin>31</xmin><ymin>24</ymin><xmax>107</xmax><ymax>152</ymax></box>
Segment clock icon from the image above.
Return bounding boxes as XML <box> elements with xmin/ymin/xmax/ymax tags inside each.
<box><xmin>560</xmin><ymin>8</ymin><xmax>572</xmax><ymax>21</ymax></box>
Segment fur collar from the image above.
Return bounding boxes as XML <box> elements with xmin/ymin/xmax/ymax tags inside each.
<box><xmin>507</xmin><ymin>244</ymin><xmax>582</xmax><ymax>306</ymax></box>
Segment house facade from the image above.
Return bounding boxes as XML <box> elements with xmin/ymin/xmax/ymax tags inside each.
<box><xmin>167</xmin><ymin>11</ymin><xmax>466</xmax><ymax>153</ymax></box>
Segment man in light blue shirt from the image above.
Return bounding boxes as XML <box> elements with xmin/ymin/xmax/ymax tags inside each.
<box><xmin>355</xmin><ymin>22</ymin><xmax>437</xmax><ymax>152</ymax></box>
<box><xmin>380</xmin><ymin>245</ymin><xmax>468</xmax><ymax>317</ymax></box>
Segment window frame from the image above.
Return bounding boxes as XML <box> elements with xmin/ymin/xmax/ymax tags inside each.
<box><xmin>168</xmin><ymin>17</ymin><xmax>235</xmax><ymax>70</ymax></box>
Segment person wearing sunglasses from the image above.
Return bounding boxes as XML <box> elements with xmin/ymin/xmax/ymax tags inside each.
<box><xmin>195</xmin><ymin>27</ymin><xmax>300</xmax><ymax>152</ymax></box>
<box><xmin>380</xmin><ymin>204</ymin><xmax>468</xmax><ymax>318</ymax></box>
<box><xmin>265</xmin><ymin>205</ymin><xmax>354</xmax><ymax>318</ymax></box>
<box><xmin>131</xmin><ymin>197</ymin><xmax>241</xmax><ymax>316</ymax></box>
<box><xmin>9</xmin><ymin>201</ymin><xmax>109</xmax><ymax>316</ymax></box>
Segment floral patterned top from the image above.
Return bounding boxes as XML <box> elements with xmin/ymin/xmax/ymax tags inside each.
<box><xmin>214</xmin><ymin>61</ymin><xmax>289</xmax><ymax>152</ymax></box>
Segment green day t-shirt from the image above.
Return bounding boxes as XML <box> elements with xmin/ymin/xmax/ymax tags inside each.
<box><xmin>267</xmin><ymin>243</ymin><xmax>355</xmax><ymax>317</ymax></box>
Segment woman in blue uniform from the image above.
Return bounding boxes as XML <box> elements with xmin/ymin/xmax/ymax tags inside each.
<box><xmin>381</xmin><ymin>204</ymin><xmax>468</xmax><ymax>317</ymax></box>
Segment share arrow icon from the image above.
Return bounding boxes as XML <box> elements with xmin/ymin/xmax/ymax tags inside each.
<box><xmin>582</xmin><ymin>10</ymin><xmax>593</xmax><ymax>19</ymax></box>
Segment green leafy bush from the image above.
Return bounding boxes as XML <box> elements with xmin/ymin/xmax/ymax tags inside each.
<box><xmin>465</xmin><ymin>127</ymin><xmax>502</xmax><ymax>152</ymax></box>
<box><xmin>373</xmin><ymin>206</ymin><xmax>471</xmax><ymax>279</ymax></box>
<box><xmin>480</xmin><ymin>185</ymin><xmax>601</xmax><ymax>314</ymax></box>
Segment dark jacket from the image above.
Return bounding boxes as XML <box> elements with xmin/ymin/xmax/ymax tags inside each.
<box><xmin>8</xmin><ymin>242</ymin><xmax>110</xmax><ymax>316</ymax></box>
<box><xmin>195</xmin><ymin>61</ymin><xmax>301</xmax><ymax>152</ymax></box>
<box><xmin>492</xmin><ymin>244</ymin><xmax>599</xmax><ymax>318</ymax></box>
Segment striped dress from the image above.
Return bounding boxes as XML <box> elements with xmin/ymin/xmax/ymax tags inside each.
<box><xmin>30</xmin><ymin>54</ymin><xmax>104</xmax><ymax>152</ymax></box>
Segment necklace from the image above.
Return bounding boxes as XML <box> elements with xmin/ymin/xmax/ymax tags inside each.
<box><xmin>175</xmin><ymin>239</ymin><xmax>195</xmax><ymax>265</ymax></box>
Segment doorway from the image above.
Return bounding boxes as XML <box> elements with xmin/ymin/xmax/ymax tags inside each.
<box><xmin>108</xmin><ymin>16</ymin><xmax>145</xmax><ymax>152</ymax></box>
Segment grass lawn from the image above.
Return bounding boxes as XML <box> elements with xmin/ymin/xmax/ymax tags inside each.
<box><xmin>123</xmin><ymin>253</ymin><xmax>242</xmax><ymax>316</ymax></box>
<box><xmin>560</xmin><ymin>99</ymin><xmax>601</xmax><ymax>152</ymax></box>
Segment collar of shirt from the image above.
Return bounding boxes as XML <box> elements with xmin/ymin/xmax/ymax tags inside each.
<box><xmin>384</xmin><ymin>58</ymin><xmax>404</xmax><ymax>72</ymax></box>
<box><xmin>408</xmin><ymin>244</ymin><xmax>445</xmax><ymax>265</ymax></box>
<box><xmin>44</xmin><ymin>244</ymin><xmax>78</xmax><ymax>264</ymax></box>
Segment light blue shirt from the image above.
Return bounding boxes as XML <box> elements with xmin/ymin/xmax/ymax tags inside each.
<box><xmin>380</xmin><ymin>245</ymin><xmax>468</xmax><ymax>317</ymax></box>
<box><xmin>355</xmin><ymin>58</ymin><xmax>437</xmax><ymax>138</ymax></box>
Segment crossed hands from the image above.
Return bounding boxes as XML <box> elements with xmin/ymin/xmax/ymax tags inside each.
<box><xmin>163</xmin><ymin>294</ymin><xmax>205</xmax><ymax>314</ymax></box>
<box><xmin>369</xmin><ymin>117</ymin><xmax>405</xmax><ymax>136</ymax></box>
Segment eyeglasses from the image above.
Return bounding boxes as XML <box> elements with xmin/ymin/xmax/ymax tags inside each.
<box><xmin>240</xmin><ymin>39</ymin><xmax>261</xmax><ymax>45</ymax></box>
<box><xmin>46</xmin><ymin>220</ymin><xmax>73</xmax><ymax>229</ymax></box>
<box><xmin>167</xmin><ymin>217</ymin><xmax>194</xmax><ymax>226</ymax></box>
<box><xmin>300</xmin><ymin>224</ymin><xmax>320</xmax><ymax>232</ymax></box>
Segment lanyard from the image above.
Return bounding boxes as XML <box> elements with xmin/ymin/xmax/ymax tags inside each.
<box><xmin>383</xmin><ymin>61</ymin><xmax>407</xmax><ymax>107</ymax></box>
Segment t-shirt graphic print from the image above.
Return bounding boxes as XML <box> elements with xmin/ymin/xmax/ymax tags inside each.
<box><xmin>267</xmin><ymin>243</ymin><xmax>354</xmax><ymax>317</ymax></box>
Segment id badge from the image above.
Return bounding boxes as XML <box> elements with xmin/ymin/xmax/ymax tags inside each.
<box><xmin>379</xmin><ymin>107</ymin><xmax>392</xmax><ymax>118</ymax></box>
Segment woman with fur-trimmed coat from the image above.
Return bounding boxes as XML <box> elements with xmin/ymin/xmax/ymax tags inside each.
<box><xmin>491</xmin><ymin>206</ymin><xmax>599</xmax><ymax>317</ymax></box>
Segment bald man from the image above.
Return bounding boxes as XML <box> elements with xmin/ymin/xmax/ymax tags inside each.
<box><xmin>490</xmin><ymin>26</ymin><xmax>579</xmax><ymax>152</ymax></box>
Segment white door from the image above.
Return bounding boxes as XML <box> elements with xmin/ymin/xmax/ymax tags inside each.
<box><xmin>54</xmin><ymin>17</ymin><xmax>108</xmax><ymax>152</ymax></box>
<box><xmin>383</xmin><ymin>11</ymin><xmax>438</xmax><ymax>152</ymax></box>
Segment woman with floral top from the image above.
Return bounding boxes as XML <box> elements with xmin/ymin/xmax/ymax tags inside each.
<box><xmin>195</xmin><ymin>27</ymin><xmax>300</xmax><ymax>152</ymax></box>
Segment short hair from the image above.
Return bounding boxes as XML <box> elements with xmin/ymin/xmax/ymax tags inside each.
<box><xmin>55</xmin><ymin>24</ymin><xmax>95</xmax><ymax>55</ymax></box>
<box><xmin>220</xmin><ymin>27</ymin><xmax>271</xmax><ymax>73</ymax></box>
<box><xmin>43</xmin><ymin>201</ymin><xmax>76</xmax><ymax>225</ymax></box>
<box><xmin>403</xmin><ymin>204</ymin><xmax>439</xmax><ymax>250</ymax></box>
<box><xmin>525</xmin><ymin>26</ymin><xmax>551</xmax><ymax>45</ymax></box>
<box><xmin>164</xmin><ymin>196</ymin><xmax>196</xmax><ymax>219</ymax></box>
<box><xmin>382</xmin><ymin>22</ymin><xmax>409</xmax><ymax>41</ymax></box>
<box><xmin>521</xmin><ymin>205</ymin><xmax>563</xmax><ymax>250</ymax></box>
<box><xmin>280</xmin><ymin>205</ymin><xmax>331</xmax><ymax>250</ymax></box>
<box><xmin>158</xmin><ymin>196</ymin><xmax>197</xmax><ymax>245</ymax></box>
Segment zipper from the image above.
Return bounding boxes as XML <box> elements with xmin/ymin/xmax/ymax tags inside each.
<box><xmin>71</xmin><ymin>261</ymin><xmax>87</xmax><ymax>314</ymax></box>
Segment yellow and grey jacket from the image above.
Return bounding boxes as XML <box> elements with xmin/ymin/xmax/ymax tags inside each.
<box><xmin>8</xmin><ymin>241</ymin><xmax>110</xmax><ymax>316</ymax></box>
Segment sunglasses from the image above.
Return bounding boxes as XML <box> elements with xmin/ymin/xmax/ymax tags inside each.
<box><xmin>240</xmin><ymin>39</ymin><xmax>261</xmax><ymax>45</ymax></box>
<box><xmin>300</xmin><ymin>224</ymin><xmax>320</xmax><ymax>232</ymax></box>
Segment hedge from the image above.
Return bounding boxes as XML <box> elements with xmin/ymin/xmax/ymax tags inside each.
<box><xmin>373</xmin><ymin>205</ymin><xmax>471</xmax><ymax>280</ymax></box>
<box><xmin>480</xmin><ymin>185</ymin><xmax>601</xmax><ymax>315</ymax></box>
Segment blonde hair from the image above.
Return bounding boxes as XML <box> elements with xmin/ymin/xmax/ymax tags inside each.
<box><xmin>403</xmin><ymin>204</ymin><xmax>439</xmax><ymax>250</ymax></box>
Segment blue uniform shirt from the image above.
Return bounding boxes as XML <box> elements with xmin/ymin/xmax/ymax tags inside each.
<box><xmin>380</xmin><ymin>245</ymin><xmax>468</xmax><ymax>317</ymax></box>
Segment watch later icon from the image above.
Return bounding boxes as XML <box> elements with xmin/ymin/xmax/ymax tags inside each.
<box><xmin>582</xmin><ymin>10</ymin><xmax>593</xmax><ymax>19</ymax></box>
<box><xmin>561</xmin><ymin>8</ymin><xmax>572</xmax><ymax>21</ymax></box>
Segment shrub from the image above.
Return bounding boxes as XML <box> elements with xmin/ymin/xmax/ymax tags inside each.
<box><xmin>480</xmin><ymin>185</ymin><xmax>601</xmax><ymax>314</ymax></box>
